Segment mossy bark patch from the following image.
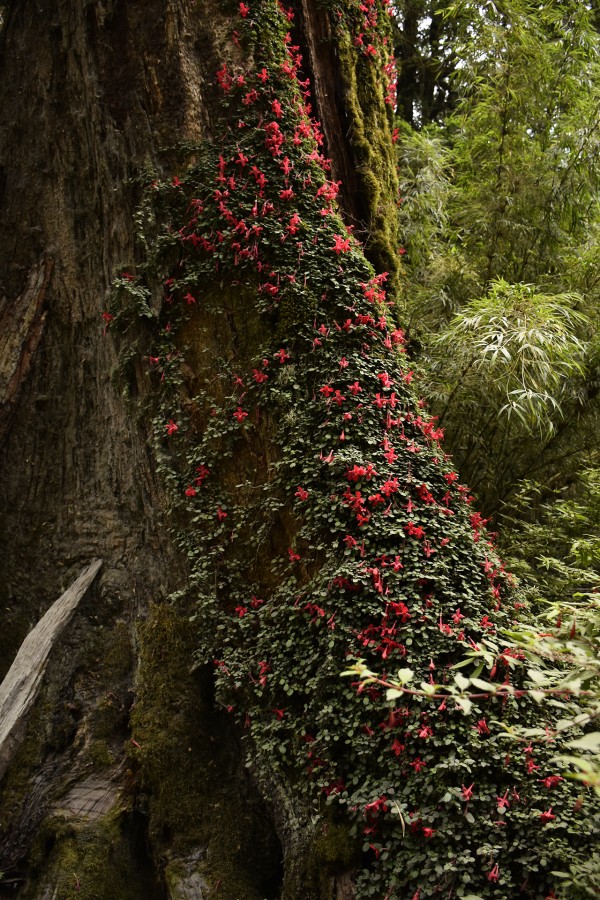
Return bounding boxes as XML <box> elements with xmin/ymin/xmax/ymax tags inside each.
<box><xmin>130</xmin><ymin>602</ymin><xmax>283</xmax><ymax>897</ymax></box>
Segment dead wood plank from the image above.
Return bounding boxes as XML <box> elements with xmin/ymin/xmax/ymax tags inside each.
<box><xmin>0</xmin><ymin>559</ymin><xmax>102</xmax><ymax>780</ymax></box>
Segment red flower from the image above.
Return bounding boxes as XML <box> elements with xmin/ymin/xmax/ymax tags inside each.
<box><xmin>389</xmin><ymin>601</ymin><xmax>410</xmax><ymax>621</ymax></box>
<box><xmin>273</xmin><ymin>708</ymin><xmax>285</xmax><ymax>720</ymax></box>
<box><xmin>195</xmin><ymin>464</ymin><xmax>210</xmax><ymax>485</ymax></box>
<box><xmin>235</xmin><ymin>605</ymin><xmax>248</xmax><ymax>617</ymax></box>
<box><xmin>165</xmin><ymin>419</ymin><xmax>179</xmax><ymax>436</ymax></box>
<box><xmin>475</xmin><ymin>718</ymin><xmax>490</xmax><ymax>735</ymax></box>
<box><xmin>274</xmin><ymin>348</ymin><xmax>290</xmax><ymax>363</ymax></box>
<box><xmin>239</xmin><ymin>2</ymin><xmax>250</xmax><ymax>16</ymax></box>
<box><xmin>348</xmin><ymin>381</ymin><xmax>362</xmax><ymax>396</ymax></box>
<box><xmin>233</xmin><ymin>407</ymin><xmax>248</xmax><ymax>422</ymax></box>
<box><xmin>184</xmin><ymin>486</ymin><xmax>197</xmax><ymax>497</ymax></box>
<box><xmin>332</xmin><ymin>234</ymin><xmax>351</xmax><ymax>254</ymax></box>
<box><xmin>288</xmin><ymin>548</ymin><xmax>301</xmax><ymax>563</ymax></box>
<box><xmin>319</xmin><ymin>384</ymin><xmax>334</xmax><ymax>397</ymax></box>
<box><xmin>496</xmin><ymin>790</ymin><xmax>510</xmax><ymax>809</ymax></box>
<box><xmin>287</xmin><ymin>213</ymin><xmax>301</xmax><ymax>234</ymax></box>
<box><xmin>422</xmin><ymin>827</ymin><xmax>435</xmax><ymax>838</ymax></box>
<box><xmin>487</xmin><ymin>864</ymin><xmax>500</xmax><ymax>883</ymax></box>
<box><xmin>346</xmin><ymin>463</ymin><xmax>377</xmax><ymax>482</ymax></box>
<box><xmin>438</xmin><ymin>617</ymin><xmax>453</xmax><ymax>635</ymax></box>
<box><xmin>540</xmin><ymin>775</ymin><xmax>563</xmax><ymax>789</ymax></box>
<box><xmin>216</xmin><ymin>507</ymin><xmax>228</xmax><ymax>522</ymax></box>
<box><xmin>184</xmin><ymin>292</ymin><xmax>196</xmax><ymax>305</ymax></box>
<box><xmin>101</xmin><ymin>311</ymin><xmax>113</xmax><ymax>335</ymax></box>
<box><xmin>377</xmin><ymin>372</ymin><xmax>394</xmax><ymax>388</ymax></box>
<box><xmin>364</xmin><ymin>795</ymin><xmax>389</xmax><ymax>815</ymax></box>
<box><xmin>461</xmin><ymin>783</ymin><xmax>474</xmax><ymax>801</ymax></box>
<box><xmin>380</xmin><ymin>478</ymin><xmax>399</xmax><ymax>496</ymax></box>
<box><xmin>409</xmin><ymin>758</ymin><xmax>427</xmax><ymax>772</ymax></box>
<box><xmin>295</xmin><ymin>486</ymin><xmax>309</xmax><ymax>501</ymax></box>
<box><xmin>253</xmin><ymin>369</ymin><xmax>268</xmax><ymax>384</ymax></box>
<box><xmin>383</xmin><ymin>446</ymin><xmax>397</xmax><ymax>464</ymax></box>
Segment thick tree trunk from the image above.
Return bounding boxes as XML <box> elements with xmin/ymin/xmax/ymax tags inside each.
<box><xmin>0</xmin><ymin>1</ymin><xmax>388</xmax><ymax>897</ymax></box>
<box><xmin>0</xmin><ymin>1</ymin><xmax>276</xmax><ymax>896</ymax></box>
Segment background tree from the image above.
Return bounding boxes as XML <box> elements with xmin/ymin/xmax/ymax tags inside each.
<box><xmin>395</xmin><ymin>0</ymin><xmax>600</xmax><ymax>516</ymax></box>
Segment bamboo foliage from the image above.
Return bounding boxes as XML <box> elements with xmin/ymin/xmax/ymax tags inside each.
<box><xmin>395</xmin><ymin>0</ymin><xmax>600</xmax><ymax>514</ymax></box>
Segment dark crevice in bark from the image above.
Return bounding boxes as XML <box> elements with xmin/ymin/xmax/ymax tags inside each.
<box><xmin>296</xmin><ymin>0</ymin><xmax>367</xmax><ymax>230</ymax></box>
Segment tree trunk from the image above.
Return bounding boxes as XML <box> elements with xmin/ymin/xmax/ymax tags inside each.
<box><xmin>0</xmin><ymin>1</ymin><xmax>395</xmax><ymax>897</ymax></box>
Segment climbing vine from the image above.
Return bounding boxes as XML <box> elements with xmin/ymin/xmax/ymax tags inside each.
<box><xmin>109</xmin><ymin>1</ymin><xmax>597</xmax><ymax>896</ymax></box>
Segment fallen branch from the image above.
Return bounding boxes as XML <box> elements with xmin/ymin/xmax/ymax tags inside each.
<box><xmin>0</xmin><ymin>559</ymin><xmax>102</xmax><ymax>780</ymax></box>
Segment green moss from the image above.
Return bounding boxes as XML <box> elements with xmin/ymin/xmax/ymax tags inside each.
<box><xmin>90</xmin><ymin>694</ymin><xmax>127</xmax><ymax>740</ymax></box>
<box><xmin>86</xmin><ymin>740</ymin><xmax>115</xmax><ymax>770</ymax></box>
<box><xmin>314</xmin><ymin>822</ymin><xmax>358</xmax><ymax>870</ymax></box>
<box><xmin>277</xmin><ymin>287</ymin><xmax>319</xmax><ymax>337</ymax></box>
<box><xmin>22</xmin><ymin>813</ymin><xmax>149</xmax><ymax>900</ymax></box>
<box><xmin>130</xmin><ymin>602</ymin><xmax>279</xmax><ymax>897</ymax></box>
<box><xmin>0</xmin><ymin>700</ymin><xmax>49</xmax><ymax>848</ymax></box>
<box><xmin>98</xmin><ymin>620</ymin><xmax>134</xmax><ymax>681</ymax></box>
<box><xmin>276</xmin><ymin>819</ymin><xmax>359</xmax><ymax>900</ymax></box>
<box><xmin>335</xmin><ymin>27</ymin><xmax>403</xmax><ymax>297</ymax></box>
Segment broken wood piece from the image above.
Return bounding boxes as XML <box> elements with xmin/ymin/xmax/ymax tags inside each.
<box><xmin>0</xmin><ymin>559</ymin><xmax>103</xmax><ymax>780</ymax></box>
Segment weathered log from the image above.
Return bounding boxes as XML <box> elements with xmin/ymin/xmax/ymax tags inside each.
<box><xmin>0</xmin><ymin>558</ymin><xmax>102</xmax><ymax>781</ymax></box>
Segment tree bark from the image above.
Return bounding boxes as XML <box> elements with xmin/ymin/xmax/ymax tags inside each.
<box><xmin>0</xmin><ymin>1</ymin><xmax>285</xmax><ymax>896</ymax></box>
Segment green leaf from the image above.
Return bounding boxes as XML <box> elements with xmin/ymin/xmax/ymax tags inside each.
<box><xmin>566</xmin><ymin>732</ymin><xmax>600</xmax><ymax>752</ymax></box>
<box><xmin>454</xmin><ymin>673</ymin><xmax>470</xmax><ymax>692</ymax></box>
<box><xmin>397</xmin><ymin>667</ymin><xmax>415</xmax><ymax>685</ymax></box>
<box><xmin>386</xmin><ymin>688</ymin><xmax>404</xmax><ymax>701</ymax></box>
